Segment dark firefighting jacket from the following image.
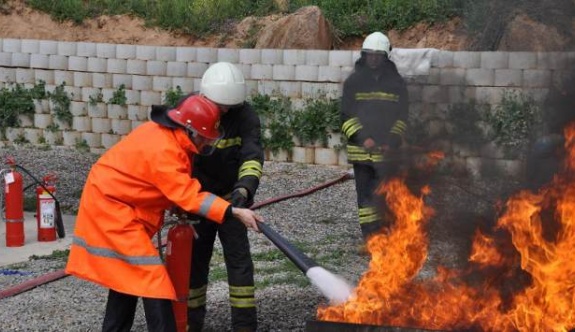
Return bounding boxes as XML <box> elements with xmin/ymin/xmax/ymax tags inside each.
<box><xmin>341</xmin><ymin>60</ymin><xmax>409</xmax><ymax>163</ymax></box>
<box><xmin>193</xmin><ymin>102</ymin><xmax>264</xmax><ymax>205</ymax></box>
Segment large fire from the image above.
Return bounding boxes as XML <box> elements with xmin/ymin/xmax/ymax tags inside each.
<box><xmin>317</xmin><ymin>125</ymin><xmax>575</xmax><ymax>331</ymax></box>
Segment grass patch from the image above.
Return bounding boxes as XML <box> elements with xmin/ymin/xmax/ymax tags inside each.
<box><xmin>29</xmin><ymin>249</ymin><xmax>70</xmax><ymax>261</ymax></box>
<box><xmin>25</xmin><ymin>0</ymin><xmax>465</xmax><ymax>39</ymax></box>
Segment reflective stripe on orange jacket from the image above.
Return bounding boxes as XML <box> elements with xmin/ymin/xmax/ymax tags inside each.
<box><xmin>65</xmin><ymin>122</ymin><xmax>231</xmax><ymax>300</ymax></box>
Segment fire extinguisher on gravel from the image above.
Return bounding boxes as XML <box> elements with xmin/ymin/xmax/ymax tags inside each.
<box><xmin>36</xmin><ymin>174</ymin><xmax>58</xmax><ymax>242</ymax></box>
<box><xmin>2</xmin><ymin>158</ymin><xmax>25</xmax><ymax>247</ymax></box>
<box><xmin>164</xmin><ymin>209</ymin><xmax>197</xmax><ymax>332</ymax></box>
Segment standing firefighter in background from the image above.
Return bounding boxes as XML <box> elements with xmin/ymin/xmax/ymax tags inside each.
<box><xmin>341</xmin><ymin>32</ymin><xmax>409</xmax><ymax>240</ymax></box>
<box><xmin>65</xmin><ymin>95</ymin><xmax>263</xmax><ymax>332</ymax></box>
<box><xmin>187</xmin><ymin>62</ymin><xmax>264</xmax><ymax>332</ymax></box>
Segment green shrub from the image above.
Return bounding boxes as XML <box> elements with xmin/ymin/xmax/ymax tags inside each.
<box><xmin>164</xmin><ymin>86</ymin><xmax>185</xmax><ymax>108</ymax></box>
<box><xmin>484</xmin><ymin>91</ymin><xmax>540</xmax><ymax>153</ymax></box>
<box><xmin>292</xmin><ymin>96</ymin><xmax>340</xmax><ymax>146</ymax></box>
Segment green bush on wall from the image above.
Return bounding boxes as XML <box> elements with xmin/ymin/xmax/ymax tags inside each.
<box><xmin>249</xmin><ymin>92</ymin><xmax>341</xmax><ymax>154</ymax></box>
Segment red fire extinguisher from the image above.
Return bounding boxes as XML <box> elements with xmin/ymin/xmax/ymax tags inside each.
<box><xmin>164</xmin><ymin>210</ymin><xmax>195</xmax><ymax>332</ymax></box>
<box><xmin>3</xmin><ymin>158</ymin><xmax>24</xmax><ymax>247</ymax></box>
<box><xmin>36</xmin><ymin>174</ymin><xmax>57</xmax><ymax>242</ymax></box>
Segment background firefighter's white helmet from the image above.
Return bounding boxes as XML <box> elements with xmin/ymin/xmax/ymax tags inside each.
<box><xmin>200</xmin><ymin>62</ymin><xmax>246</xmax><ymax>106</ymax></box>
<box><xmin>362</xmin><ymin>32</ymin><xmax>391</xmax><ymax>56</ymax></box>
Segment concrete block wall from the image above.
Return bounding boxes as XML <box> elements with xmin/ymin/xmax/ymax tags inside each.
<box><xmin>1</xmin><ymin>38</ymin><xmax>573</xmax><ymax>173</ymax></box>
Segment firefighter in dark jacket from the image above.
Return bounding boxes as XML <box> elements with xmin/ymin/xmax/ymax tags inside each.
<box><xmin>187</xmin><ymin>62</ymin><xmax>264</xmax><ymax>332</ymax></box>
<box><xmin>341</xmin><ymin>32</ymin><xmax>409</xmax><ymax>240</ymax></box>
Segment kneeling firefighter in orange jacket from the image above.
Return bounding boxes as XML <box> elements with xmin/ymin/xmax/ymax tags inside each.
<box><xmin>65</xmin><ymin>95</ymin><xmax>263</xmax><ymax>332</ymax></box>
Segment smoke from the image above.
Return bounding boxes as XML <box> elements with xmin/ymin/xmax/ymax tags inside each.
<box><xmin>306</xmin><ymin>266</ymin><xmax>353</xmax><ymax>305</ymax></box>
<box><xmin>461</xmin><ymin>0</ymin><xmax>575</xmax><ymax>51</ymax></box>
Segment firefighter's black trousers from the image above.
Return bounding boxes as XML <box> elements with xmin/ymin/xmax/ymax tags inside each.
<box><xmin>188</xmin><ymin>216</ymin><xmax>257</xmax><ymax>331</ymax></box>
<box><xmin>102</xmin><ymin>289</ymin><xmax>176</xmax><ymax>332</ymax></box>
<box><xmin>353</xmin><ymin>160</ymin><xmax>398</xmax><ymax>240</ymax></box>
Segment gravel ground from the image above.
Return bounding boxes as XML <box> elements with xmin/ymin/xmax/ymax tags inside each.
<box><xmin>0</xmin><ymin>146</ymin><xmax>523</xmax><ymax>332</ymax></box>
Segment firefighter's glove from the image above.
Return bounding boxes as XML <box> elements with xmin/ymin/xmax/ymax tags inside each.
<box><xmin>231</xmin><ymin>187</ymin><xmax>248</xmax><ymax>208</ymax></box>
<box><xmin>387</xmin><ymin>133</ymin><xmax>403</xmax><ymax>150</ymax></box>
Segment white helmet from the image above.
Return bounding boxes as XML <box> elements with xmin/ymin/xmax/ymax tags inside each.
<box><xmin>200</xmin><ymin>62</ymin><xmax>246</xmax><ymax>106</ymax></box>
<box><xmin>362</xmin><ymin>32</ymin><xmax>391</xmax><ymax>55</ymax></box>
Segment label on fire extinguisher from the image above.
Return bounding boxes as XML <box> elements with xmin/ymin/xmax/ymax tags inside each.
<box><xmin>4</xmin><ymin>172</ymin><xmax>14</xmax><ymax>185</ymax></box>
<box><xmin>40</xmin><ymin>193</ymin><xmax>55</xmax><ymax>228</ymax></box>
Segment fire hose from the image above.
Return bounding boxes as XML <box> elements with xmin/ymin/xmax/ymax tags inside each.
<box><xmin>0</xmin><ymin>170</ymin><xmax>353</xmax><ymax>300</ymax></box>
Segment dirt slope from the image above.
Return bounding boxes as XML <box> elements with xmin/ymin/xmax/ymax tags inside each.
<box><xmin>0</xmin><ymin>0</ymin><xmax>469</xmax><ymax>50</ymax></box>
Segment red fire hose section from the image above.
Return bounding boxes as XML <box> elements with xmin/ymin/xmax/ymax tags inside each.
<box><xmin>0</xmin><ymin>171</ymin><xmax>353</xmax><ymax>300</ymax></box>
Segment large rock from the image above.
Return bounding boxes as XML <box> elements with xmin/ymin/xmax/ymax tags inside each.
<box><xmin>498</xmin><ymin>13</ymin><xmax>570</xmax><ymax>51</ymax></box>
<box><xmin>255</xmin><ymin>6</ymin><xmax>334</xmax><ymax>50</ymax></box>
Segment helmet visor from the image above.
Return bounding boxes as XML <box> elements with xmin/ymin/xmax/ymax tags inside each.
<box><xmin>186</xmin><ymin>127</ymin><xmax>224</xmax><ymax>156</ymax></box>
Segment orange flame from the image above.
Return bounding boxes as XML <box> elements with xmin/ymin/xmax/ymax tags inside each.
<box><xmin>317</xmin><ymin>124</ymin><xmax>575</xmax><ymax>331</ymax></box>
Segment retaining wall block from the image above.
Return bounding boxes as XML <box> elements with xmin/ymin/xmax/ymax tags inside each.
<box><xmin>305</xmin><ymin>50</ymin><xmax>329</xmax><ymax>66</ymax></box>
<box><xmin>70</xmin><ymin>101</ymin><xmax>87</xmax><ymax>116</ymax></box>
<box><xmin>39</xmin><ymin>40</ymin><xmax>58</xmax><ymax>55</ymax></box>
<box><xmin>146</xmin><ymin>60</ymin><xmax>167</xmax><ymax>76</ymax></box>
<box><xmin>166</xmin><ymin>61</ymin><xmax>187</xmax><ymax>77</ymax></box>
<box><xmin>292</xmin><ymin>146</ymin><xmax>315</xmax><ymax>164</ymax></box>
<box><xmin>87</xmin><ymin>103</ymin><xmax>108</xmax><ymax>118</ymax></box>
<box><xmin>87</xmin><ymin>57</ymin><xmax>107</xmax><ymax>72</ymax></box>
<box><xmin>34</xmin><ymin>69</ymin><xmax>54</xmax><ymax>84</ymax></box>
<box><xmin>62</xmin><ymin>130</ymin><xmax>81</xmax><ymax>146</ymax></box>
<box><xmin>176</xmin><ymin>47</ymin><xmax>196</xmax><ymax>62</ymax></box>
<box><xmin>24</xmin><ymin>128</ymin><xmax>42</xmax><ymax>144</ymax></box>
<box><xmin>43</xmin><ymin>130</ymin><xmax>62</xmax><ymax>145</ymax></box>
<box><xmin>101</xmin><ymin>133</ymin><xmax>121</xmax><ymax>149</ymax></box>
<box><xmin>12</xmin><ymin>53</ymin><xmax>31</xmax><ymax>67</ymax></box>
<box><xmin>196</xmin><ymin>47</ymin><xmax>217</xmax><ymax>63</ymax></box>
<box><xmin>187</xmin><ymin>62</ymin><xmax>209</xmax><ymax>78</ymax></box>
<box><xmin>21</xmin><ymin>40</ymin><xmax>39</xmax><ymax>54</ymax></box>
<box><xmin>132</xmin><ymin>75</ymin><xmax>153</xmax><ymax>91</ymax></box>
<box><xmin>91</xmin><ymin>118</ymin><xmax>112</xmax><ymax>133</ymax></box>
<box><xmin>126</xmin><ymin>59</ymin><xmax>147</xmax><ymax>75</ymax></box>
<box><xmin>0</xmin><ymin>52</ymin><xmax>11</xmax><ymax>66</ymax></box>
<box><xmin>77</xmin><ymin>42</ymin><xmax>97</xmax><ymax>57</ymax></box>
<box><xmin>453</xmin><ymin>52</ymin><xmax>481</xmax><ymax>68</ymax></box>
<box><xmin>107</xmin><ymin>59</ymin><xmax>128</xmax><ymax>74</ymax></box>
<box><xmin>239</xmin><ymin>49</ymin><xmax>261</xmax><ymax>65</ymax></box>
<box><xmin>81</xmin><ymin>132</ymin><xmax>102</xmax><ymax>147</ymax></box>
<box><xmin>97</xmin><ymin>43</ymin><xmax>116</xmax><ymax>58</ymax></box>
<box><xmin>3</xmin><ymin>39</ymin><xmax>21</xmax><ymax>53</ymax></box>
<box><xmin>57</xmin><ymin>42</ymin><xmax>76</xmax><ymax>56</ymax></box>
<box><xmin>295</xmin><ymin>65</ymin><xmax>319</xmax><ymax>81</ymax></box>
<box><xmin>283</xmin><ymin>50</ymin><xmax>306</xmax><ymax>65</ymax></box>
<box><xmin>73</xmin><ymin>72</ymin><xmax>92</xmax><ymax>87</ymax></box>
<box><xmin>111</xmin><ymin>119</ymin><xmax>132</xmax><ymax>135</ymax></box>
<box><xmin>107</xmin><ymin>105</ymin><xmax>128</xmax><ymax>119</ymax></box>
<box><xmin>15</xmin><ymin>68</ymin><xmax>35</xmax><ymax>84</ymax></box>
<box><xmin>73</xmin><ymin>116</ymin><xmax>92</xmax><ymax>132</ymax></box>
<box><xmin>136</xmin><ymin>45</ymin><xmax>156</xmax><ymax>61</ymax></box>
<box><xmin>156</xmin><ymin>46</ymin><xmax>177</xmax><ymax>62</ymax></box>
<box><xmin>314</xmin><ymin>147</ymin><xmax>338</xmax><ymax>165</ymax></box>
<box><xmin>116</xmin><ymin>44</ymin><xmax>137</xmax><ymax>60</ymax></box>
<box><xmin>217</xmin><ymin>48</ymin><xmax>239</xmax><ymax>63</ymax></box>
<box><xmin>54</xmin><ymin>70</ymin><xmax>74</xmax><ymax>86</ymax></box>
<box><xmin>272</xmin><ymin>65</ymin><xmax>295</xmax><ymax>80</ymax></box>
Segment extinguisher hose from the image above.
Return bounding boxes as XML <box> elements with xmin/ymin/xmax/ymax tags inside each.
<box><xmin>256</xmin><ymin>221</ymin><xmax>318</xmax><ymax>274</ymax></box>
<box><xmin>12</xmin><ymin>164</ymin><xmax>65</xmax><ymax>239</ymax></box>
<box><xmin>0</xmin><ymin>170</ymin><xmax>353</xmax><ymax>300</ymax></box>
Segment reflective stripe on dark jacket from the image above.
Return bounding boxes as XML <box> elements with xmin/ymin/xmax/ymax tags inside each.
<box><xmin>341</xmin><ymin>60</ymin><xmax>409</xmax><ymax>164</ymax></box>
<box><xmin>193</xmin><ymin>102</ymin><xmax>264</xmax><ymax>204</ymax></box>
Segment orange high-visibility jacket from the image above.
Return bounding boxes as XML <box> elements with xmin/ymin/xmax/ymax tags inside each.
<box><xmin>65</xmin><ymin>122</ymin><xmax>231</xmax><ymax>300</ymax></box>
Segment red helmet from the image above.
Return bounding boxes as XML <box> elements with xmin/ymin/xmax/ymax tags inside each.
<box><xmin>151</xmin><ymin>95</ymin><xmax>222</xmax><ymax>140</ymax></box>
